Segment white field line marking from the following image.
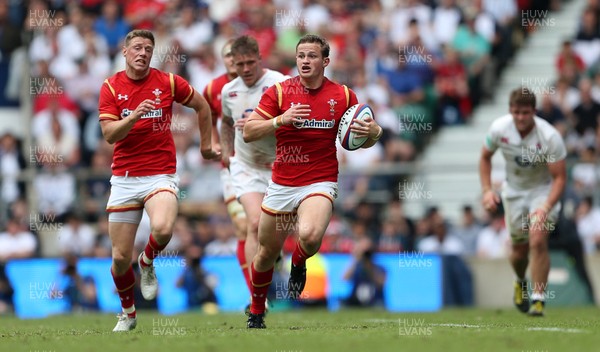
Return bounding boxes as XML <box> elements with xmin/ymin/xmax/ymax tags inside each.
<box><xmin>430</xmin><ymin>323</ymin><xmax>483</xmax><ymax>328</ymax></box>
<box><xmin>527</xmin><ymin>327</ymin><xmax>587</xmax><ymax>333</ymax></box>
<box><xmin>364</xmin><ymin>319</ymin><xmax>399</xmax><ymax>323</ymax></box>
<box><xmin>367</xmin><ymin>321</ymin><xmax>588</xmax><ymax>333</ymax></box>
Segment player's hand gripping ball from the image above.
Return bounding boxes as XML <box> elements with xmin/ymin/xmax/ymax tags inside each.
<box><xmin>338</xmin><ymin>104</ymin><xmax>375</xmax><ymax>150</ymax></box>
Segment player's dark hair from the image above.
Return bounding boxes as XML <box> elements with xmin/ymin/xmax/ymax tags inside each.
<box><xmin>231</xmin><ymin>35</ymin><xmax>260</xmax><ymax>57</ymax></box>
<box><xmin>509</xmin><ymin>87</ymin><xmax>536</xmax><ymax>108</ymax></box>
<box><xmin>296</xmin><ymin>34</ymin><xmax>330</xmax><ymax>58</ymax></box>
<box><xmin>124</xmin><ymin>29</ymin><xmax>155</xmax><ymax>47</ymax></box>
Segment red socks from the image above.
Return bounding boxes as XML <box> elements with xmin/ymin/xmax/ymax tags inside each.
<box><xmin>236</xmin><ymin>240</ymin><xmax>252</xmax><ymax>292</ymax></box>
<box><xmin>111</xmin><ymin>266</ymin><xmax>136</xmax><ymax>317</ymax></box>
<box><xmin>141</xmin><ymin>233</ymin><xmax>168</xmax><ymax>267</ymax></box>
<box><xmin>250</xmin><ymin>262</ymin><xmax>274</xmax><ymax>314</ymax></box>
<box><xmin>291</xmin><ymin>241</ymin><xmax>311</xmax><ymax>267</ymax></box>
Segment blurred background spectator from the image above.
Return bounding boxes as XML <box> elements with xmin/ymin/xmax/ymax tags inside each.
<box><xmin>176</xmin><ymin>245</ymin><xmax>218</xmax><ymax>309</ymax></box>
<box><xmin>57</xmin><ymin>211</ymin><xmax>96</xmax><ymax>257</ymax></box>
<box><xmin>418</xmin><ymin>213</ymin><xmax>464</xmax><ymax>255</ymax></box>
<box><xmin>33</xmin><ymin>163</ymin><xmax>76</xmax><ymax>223</ymax></box>
<box><xmin>454</xmin><ymin>205</ymin><xmax>482</xmax><ymax>256</ymax></box>
<box><xmin>343</xmin><ymin>247</ymin><xmax>386</xmax><ymax>307</ymax></box>
<box><xmin>53</xmin><ymin>253</ymin><xmax>99</xmax><ymax>312</ymax></box>
<box><xmin>576</xmin><ymin>196</ymin><xmax>600</xmax><ymax>254</ymax></box>
<box><xmin>204</xmin><ymin>216</ymin><xmax>237</xmax><ymax>256</ymax></box>
<box><xmin>0</xmin><ymin>218</ymin><xmax>37</xmax><ymax>262</ymax></box>
<box><xmin>0</xmin><ymin>131</ymin><xmax>26</xmax><ymax>207</ymax></box>
<box><xmin>476</xmin><ymin>211</ymin><xmax>510</xmax><ymax>259</ymax></box>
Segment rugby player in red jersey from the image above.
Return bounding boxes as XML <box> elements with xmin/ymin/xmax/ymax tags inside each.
<box><xmin>242</xmin><ymin>34</ymin><xmax>383</xmax><ymax>328</ymax></box>
<box><xmin>98</xmin><ymin>29</ymin><xmax>219</xmax><ymax>332</ymax></box>
<box><xmin>203</xmin><ymin>39</ymin><xmax>237</xmax><ymax>155</ymax></box>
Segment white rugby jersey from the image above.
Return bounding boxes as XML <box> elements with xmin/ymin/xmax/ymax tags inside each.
<box><xmin>484</xmin><ymin>114</ymin><xmax>567</xmax><ymax>193</ymax></box>
<box><xmin>221</xmin><ymin>69</ymin><xmax>289</xmax><ymax>169</ymax></box>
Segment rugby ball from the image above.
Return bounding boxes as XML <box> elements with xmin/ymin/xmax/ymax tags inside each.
<box><xmin>338</xmin><ymin>103</ymin><xmax>374</xmax><ymax>150</ymax></box>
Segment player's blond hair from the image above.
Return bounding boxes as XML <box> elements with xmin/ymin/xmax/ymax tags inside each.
<box><xmin>124</xmin><ymin>29</ymin><xmax>155</xmax><ymax>47</ymax></box>
<box><xmin>510</xmin><ymin>87</ymin><xmax>536</xmax><ymax>108</ymax></box>
<box><xmin>231</xmin><ymin>35</ymin><xmax>260</xmax><ymax>57</ymax></box>
<box><xmin>221</xmin><ymin>38</ymin><xmax>236</xmax><ymax>58</ymax></box>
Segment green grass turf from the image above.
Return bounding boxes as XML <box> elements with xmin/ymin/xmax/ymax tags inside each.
<box><xmin>1</xmin><ymin>307</ymin><xmax>599</xmax><ymax>352</ymax></box>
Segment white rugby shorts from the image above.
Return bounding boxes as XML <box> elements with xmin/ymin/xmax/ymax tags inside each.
<box><xmin>107</xmin><ymin>174</ymin><xmax>179</xmax><ymax>224</ymax></box>
<box><xmin>229</xmin><ymin>156</ymin><xmax>272</xmax><ymax>198</ymax></box>
<box><xmin>261</xmin><ymin>181</ymin><xmax>338</xmax><ymax>215</ymax></box>
<box><xmin>501</xmin><ymin>184</ymin><xmax>560</xmax><ymax>244</ymax></box>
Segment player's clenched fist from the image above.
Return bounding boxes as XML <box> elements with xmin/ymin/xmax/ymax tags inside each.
<box><xmin>201</xmin><ymin>148</ymin><xmax>222</xmax><ymax>161</ymax></box>
<box><xmin>482</xmin><ymin>189</ymin><xmax>500</xmax><ymax>213</ymax></box>
<box><xmin>130</xmin><ymin>99</ymin><xmax>155</xmax><ymax>120</ymax></box>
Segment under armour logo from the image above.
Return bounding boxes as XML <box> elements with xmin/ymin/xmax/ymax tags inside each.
<box><xmin>118</xmin><ymin>94</ymin><xmax>128</xmax><ymax>100</ymax></box>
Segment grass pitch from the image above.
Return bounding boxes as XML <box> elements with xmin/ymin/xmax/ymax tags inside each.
<box><xmin>2</xmin><ymin>307</ymin><xmax>599</xmax><ymax>352</ymax></box>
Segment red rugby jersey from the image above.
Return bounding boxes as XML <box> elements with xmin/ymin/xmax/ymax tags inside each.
<box><xmin>202</xmin><ymin>73</ymin><xmax>232</xmax><ymax>125</ymax></box>
<box><xmin>255</xmin><ymin>76</ymin><xmax>358</xmax><ymax>186</ymax></box>
<box><xmin>98</xmin><ymin>68</ymin><xmax>194</xmax><ymax>176</ymax></box>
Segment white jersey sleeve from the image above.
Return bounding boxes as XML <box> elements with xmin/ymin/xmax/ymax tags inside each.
<box><xmin>484</xmin><ymin>118</ymin><xmax>502</xmax><ymax>153</ymax></box>
<box><xmin>221</xmin><ymin>83</ymin><xmax>233</xmax><ymax>119</ymax></box>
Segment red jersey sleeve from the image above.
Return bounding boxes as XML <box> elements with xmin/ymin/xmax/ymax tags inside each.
<box><xmin>254</xmin><ymin>84</ymin><xmax>280</xmax><ymax>120</ymax></box>
<box><xmin>202</xmin><ymin>81</ymin><xmax>214</xmax><ymax>109</ymax></box>
<box><xmin>171</xmin><ymin>73</ymin><xmax>195</xmax><ymax>105</ymax></box>
<box><xmin>203</xmin><ymin>80</ymin><xmax>219</xmax><ymax>126</ymax></box>
<box><xmin>99</xmin><ymin>79</ymin><xmax>120</xmax><ymax>121</ymax></box>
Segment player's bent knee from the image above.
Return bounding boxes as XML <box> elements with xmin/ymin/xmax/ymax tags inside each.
<box><xmin>112</xmin><ymin>252</ymin><xmax>132</xmax><ymax>271</ymax></box>
<box><xmin>152</xmin><ymin>233</ymin><xmax>173</xmax><ymax>246</ymax></box>
<box><xmin>511</xmin><ymin>242</ymin><xmax>528</xmax><ymax>259</ymax></box>
<box><xmin>256</xmin><ymin>245</ymin><xmax>280</xmax><ymax>264</ymax></box>
<box><xmin>300</xmin><ymin>235</ymin><xmax>323</xmax><ymax>252</ymax></box>
<box><xmin>150</xmin><ymin>221</ymin><xmax>174</xmax><ymax>238</ymax></box>
<box><xmin>247</xmin><ymin>216</ymin><xmax>260</xmax><ymax>235</ymax></box>
<box><xmin>529</xmin><ymin>236</ymin><xmax>547</xmax><ymax>252</ymax></box>
<box><xmin>298</xmin><ymin>226</ymin><xmax>323</xmax><ymax>248</ymax></box>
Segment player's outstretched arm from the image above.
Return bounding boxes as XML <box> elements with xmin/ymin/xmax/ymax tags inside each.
<box><xmin>243</xmin><ymin>104</ymin><xmax>310</xmax><ymax>142</ymax></box>
<box><xmin>100</xmin><ymin>99</ymin><xmax>154</xmax><ymax>144</ymax></box>
<box><xmin>220</xmin><ymin>114</ymin><xmax>235</xmax><ymax>168</ymax></box>
<box><xmin>186</xmin><ymin>91</ymin><xmax>221</xmax><ymax>160</ymax></box>
<box><xmin>211</xmin><ymin>123</ymin><xmax>221</xmax><ymax>155</ymax></box>
<box><xmin>203</xmin><ymin>86</ymin><xmax>222</xmax><ymax>154</ymax></box>
<box><xmin>479</xmin><ymin>147</ymin><xmax>500</xmax><ymax>212</ymax></box>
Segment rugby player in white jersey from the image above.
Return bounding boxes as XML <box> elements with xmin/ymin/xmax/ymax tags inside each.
<box><xmin>479</xmin><ymin>87</ymin><xmax>566</xmax><ymax>316</ymax></box>
<box><xmin>220</xmin><ymin>35</ymin><xmax>288</xmax><ymax>310</ymax></box>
